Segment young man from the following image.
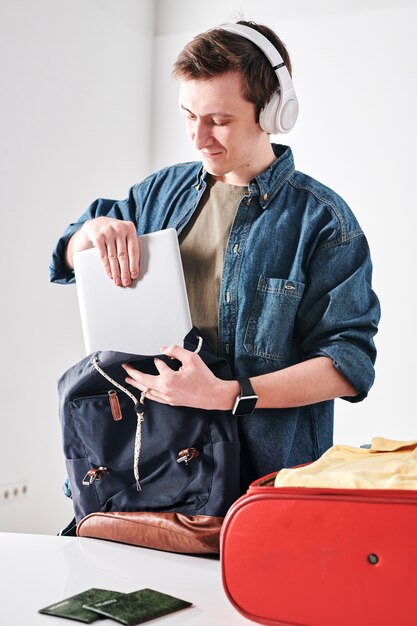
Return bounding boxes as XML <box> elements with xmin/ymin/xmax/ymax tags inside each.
<box><xmin>50</xmin><ymin>21</ymin><xmax>380</xmax><ymax>490</ymax></box>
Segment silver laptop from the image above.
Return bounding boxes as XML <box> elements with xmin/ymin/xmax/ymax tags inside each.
<box><xmin>73</xmin><ymin>228</ymin><xmax>192</xmax><ymax>355</ymax></box>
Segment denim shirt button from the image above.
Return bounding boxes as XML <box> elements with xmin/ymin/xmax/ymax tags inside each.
<box><xmin>263</xmin><ymin>193</ymin><xmax>268</xmax><ymax>201</ymax></box>
<box><xmin>226</xmin><ymin>291</ymin><xmax>231</xmax><ymax>303</ymax></box>
<box><xmin>233</xmin><ymin>243</ymin><xmax>239</xmax><ymax>254</ymax></box>
<box><xmin>284</xmin><ymin>282</ymin><xmax>296</xmax><ymax>292</ymax></box>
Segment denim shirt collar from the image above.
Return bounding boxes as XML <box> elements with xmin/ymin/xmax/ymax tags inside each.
<box><xmin>196</xmin><ymin>143</ymin><xmax>295</xmax><ymax>209</ymax></box>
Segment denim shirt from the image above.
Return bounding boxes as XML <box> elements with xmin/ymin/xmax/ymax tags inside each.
<box><xmin>50</xmin><ymin>144</ymin><xmax>380</xmax><ymax>490</ymax></box>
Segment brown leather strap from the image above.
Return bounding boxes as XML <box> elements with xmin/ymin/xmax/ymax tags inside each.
<box><xmin>108</xmin><ymin>390</ymin><xmax>122</xmax><ymax>421</ymax></box>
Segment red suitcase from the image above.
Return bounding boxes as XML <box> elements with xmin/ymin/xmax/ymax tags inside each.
<box><xmin>221</xmin><ymin>471</ymin><xmax>417</xmax><ymax>626</ymax></box>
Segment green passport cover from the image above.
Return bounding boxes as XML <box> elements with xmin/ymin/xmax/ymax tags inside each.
<box><xmin>83</xmin><ymin>588</ymin><xmax>193</xmax><ymax>625</ymax></box>
<box><xmin>39</xmin><ymin>588</ymin><xmax>125</xmax><ymax>623</ymax></box>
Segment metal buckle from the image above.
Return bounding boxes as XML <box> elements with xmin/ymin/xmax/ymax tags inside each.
<box><xmin>82</xmin><ymin>466</ymin><xmax>108</xmax><ymax>486</ymax></box>
<box><xmin>176</xmin><ymin>448</ymin><xmax>199</xmax><ymax>465</ymax></box>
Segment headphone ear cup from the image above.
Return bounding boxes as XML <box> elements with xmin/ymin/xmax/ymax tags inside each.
<box><xmin>220</xmin><ymin>23</ymin><xmax>299</xmax><ymax>134</ymax></box>
<box><xmin>259</xmin><ymin>92</ymin><xmax>281</xmax><ymax>135</ymax></box>
<box><xmin>259</xmin><ymin>90</ymin><xmax>299</xmax><ymax>134</ymax></box>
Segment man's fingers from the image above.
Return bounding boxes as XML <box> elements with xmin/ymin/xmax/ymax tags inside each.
<box><xmin>115</xmin><ymin>236</ymin><xmax>132</xmax><ymax>286</ymax></box>
<box><xmin>105</xmin><ymin>240</ymin><xmax>123</xmax><ymax>286</ymax></box>
<box><xmin>122</xmin><ymin>364</ymin><xmax>157</xmax><ymax>390</ymax></box>
<box><xmin>153</xmin><ymin>357</ymin><xmax>174</xmax><ymax>376</ymax></box>
<box><xmin>83</xmin><ymin>218</ymin><xmax>139</xmax><ymax>287</ymax></box>
<box><xmin>102</xmin><ymin>237</ymin><xmax>135</xmax><ymax>287</ymax></box>
<box><xmin>95</xmin><ymin>241</ymin><xmax>113</xmax><ymax>279</ymax></box>
<box><xmin>122</xmin><ymin>362</ymin><xmax>176</xmax><ymax>405</ymax></box>
<box><xmin>159</xmin><ymin>344</ymin><xmax>190</xmax><ymax>362</ymax></box>
<box><xmin>127</xmin><ymin>231</ymin><xmax>140</xmax><ymax>280</ymax></box>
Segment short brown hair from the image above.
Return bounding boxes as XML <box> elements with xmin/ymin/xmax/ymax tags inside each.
<box><xmin>172</xmin><ymin>20</ymin><xmax>292</xmax><ymax>120</ymax></box>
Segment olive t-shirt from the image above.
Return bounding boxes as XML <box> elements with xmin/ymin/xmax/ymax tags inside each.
<box><xmin>179</xmin><ymin>177</ymin><xmax>248</xmax><ymax>350</ymax></box>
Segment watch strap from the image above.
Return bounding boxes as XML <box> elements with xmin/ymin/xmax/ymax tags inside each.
<box><xmin>232</xmin><ymin>377</ymin><xmax>258</xmax><ymax>416</ymax></box>
<box><xmin>236</xmin><ymin>376</ymin><xmax>257</xmax><ymax>398</ymax></box>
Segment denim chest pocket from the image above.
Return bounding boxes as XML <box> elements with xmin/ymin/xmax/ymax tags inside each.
<box><xmin>243</xmin><ymin>277</ymin><xmax>305</xmax><ymax>362</ymax></box>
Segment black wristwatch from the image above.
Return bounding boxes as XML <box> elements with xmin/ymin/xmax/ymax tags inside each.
<box><xmin>232</xmin><ymin>377</ymin><xmax>258</xmax><ymax>416</ymax></box>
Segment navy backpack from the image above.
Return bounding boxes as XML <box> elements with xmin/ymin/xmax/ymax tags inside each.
<box><xmin>58</xmin><ymin>328</ymin><xmax>240</xmax><ymax>553</ymax></box>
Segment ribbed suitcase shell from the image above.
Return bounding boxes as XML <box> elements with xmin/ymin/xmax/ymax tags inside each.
<box><xmin>221</xmin><ymin>472</ymin><xmax>417</xmax><ymax>626</ymax></box>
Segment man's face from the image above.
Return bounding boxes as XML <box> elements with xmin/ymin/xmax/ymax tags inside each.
<box><xmin>179</xmin><ymin>71</ymin><xmax>270</xmax><ymax>185</ymax></box>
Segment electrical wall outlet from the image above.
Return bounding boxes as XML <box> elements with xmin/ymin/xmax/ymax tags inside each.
<box><xmin>0</xmin><ymin>481</ymin><xmax>29</xmax><ymax>505</ymax></box>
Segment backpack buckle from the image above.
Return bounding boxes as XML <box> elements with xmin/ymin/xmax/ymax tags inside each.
<box><xmin>82</xmin><ymin>466</ymin><xmax>108</xmax><ymax>486</ymax></box>
<box><xmin>177</xmin><ymin>448</ymin><xmax>199</xmax><ymax>465</ymax></box>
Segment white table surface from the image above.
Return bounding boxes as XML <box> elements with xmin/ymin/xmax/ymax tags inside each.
<box><xmin>0</xmin><ymin>532</ymin><xmax>250</xmax><ymax>626</ymax></box>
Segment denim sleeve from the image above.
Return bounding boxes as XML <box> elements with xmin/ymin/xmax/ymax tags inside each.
<box><xmin>297</xmin><ymin>232</ymin><xmax>380</xmax><ymax>402</ymax></box>
<box><xmin>49</xmin><ymin>188</ymin><xmax>139</xmax><ymax>284</ymax></box>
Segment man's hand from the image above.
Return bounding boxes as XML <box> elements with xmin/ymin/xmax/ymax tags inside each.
<box><xmin>123</xmin><ymin>352</ymin><xmax>358</xmax><ymax>412</ymax></box>
<box><xmin>122</xmin><ymin>345</ymin><xmax>239</xmax><ymax>410</ymax></box>
<box><xmin>66</xmin><ymin>217</ymin><xmax>140</xmax><ymax>287</ymax></box>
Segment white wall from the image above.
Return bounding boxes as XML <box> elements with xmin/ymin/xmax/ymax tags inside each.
<box><xmin>0</xmin><ymin>0</ymin><xmax>154</xmax><ymax>533</ymax></box>
<box><xmin>152</xmin><ymin>0</ymin><xmax>417</xmax><ymax>446</ymax></box>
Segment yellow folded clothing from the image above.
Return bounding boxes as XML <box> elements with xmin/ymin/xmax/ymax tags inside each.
<box><xmin>274</xmin><ymin>437</ymin><xmax>417</xmax><ymax>490</ymax></box>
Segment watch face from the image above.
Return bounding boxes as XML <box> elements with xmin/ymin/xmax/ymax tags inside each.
<box><xmin>233</xmin><ymin>395</ymin><xmax>258</xmax><ymax>416</ymax></box>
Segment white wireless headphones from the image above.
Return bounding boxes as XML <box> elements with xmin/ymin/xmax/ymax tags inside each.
<box><xmin>219</xmin><ymin>23</ymin><xmax>299</xmax><ymax>134</ymax></box>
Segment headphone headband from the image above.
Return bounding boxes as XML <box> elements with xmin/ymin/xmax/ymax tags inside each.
<box><xmin>220</xmin><ymin>23</ymin><xmax>285</xmax><ymax>70</ymax></box>
<box><xmin>219</xmin><ymin>23</ymin><xmax>299</xmax><ymax>134</ymax></box>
